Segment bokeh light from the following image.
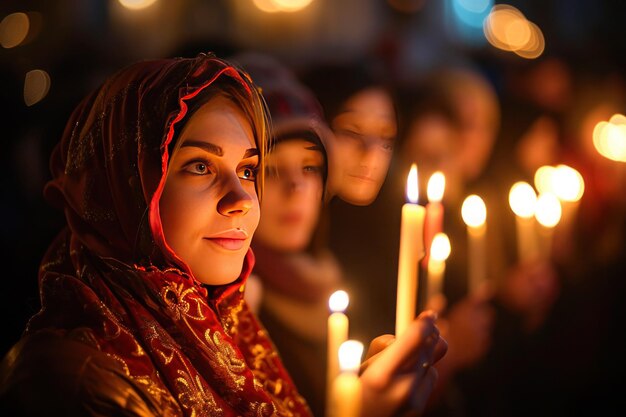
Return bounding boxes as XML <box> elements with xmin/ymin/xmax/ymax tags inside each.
<box><xmin>552</xmin><ymin>165</ymin><xmax>585</xmax><ymax>202</ymax></box>
<box><xmin>430</xmin><ymin>233</ymin><xmax>451</xmax><ymax>262</ymax></box>
<box><xmin>0</xmin><ymin>12</ymin><xmax>29</xmax><ymax>48</ymax></box>
<box><xmin>534</xmin><ymin>165</ymin><xmax>556</xmax><ymax>194</ymax></box>
<box><xmin>592</xmin><ymin>114</ymin><xmax>626</xmax><ymax>162</ymax></box>
<box><xmin>338</xmin><ymin>340</ymin><xmax>364</xmax><ymax>373</ymax></box>
<box><xmin>509</xmin><ymin>181</ymin><xmax>537</xmax><ymax>218</ymax></box>
<box><xmin>427</xmin><ymin>171</ymin><xmax>445</xmax><ymax>203</ymax></box>
<box><xmin>254</xmin><ymin>0</ymin><xmax>314</xmax><ymax>13</ymax></box>
<box><xmin>483</xmin><ymin>4</ymin><xmax>544</xmax><ymax>59</ymax></box>
<box><xmin>535</xmin><ymin>192</ymin><xmax>562</xmax><ymax>228</ymax></box>
<box><xmin>118</xmin><ymin>0</ymin><xmax>158</xmax><ymax>11</ymax></box>
<box><xmin>329</xmin><ymin>290</ymin><xmax>349</xmax><ymax>312</ymax></box>
<box><xmin>462</xmin><ymin>195</ymin><xmax>487</xmax><ymax>228</ymax></box>
<box><xmin>23</xmin><ymin>69</ymin><xmax>51</xmax><ymax>106</ymax></box>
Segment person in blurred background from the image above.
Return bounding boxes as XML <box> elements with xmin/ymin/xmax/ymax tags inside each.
<box><xmin>231</xmin><ymin>52</ymin><xmax>341</xmax><ymax>417</ymax></box>
<box><xmin>298</xmin><ymin>59</ymin><xmax>400</xmax><ymax>345</ymax></box>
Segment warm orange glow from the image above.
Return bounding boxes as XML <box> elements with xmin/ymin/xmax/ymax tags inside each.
<box><xmin>118</xmin><ymin>0</ymin><xmax>158</xmax><ymax>10</ymax></box>
<box><xmin>252</xmin><ymin>0</ymin><xmax>281</xmax><ymax>13</ymax></box>
<box><xmin>483</xmin><ymin>4</ymin><xmax>544</xmax><ymax>59</ymax></box>
<box><xmin>338</xmin><ymin>340</ymin><xmax>364</xmax><ymax>373</ymax></box>
<box><xmin>593</xmin><ymin>115</ymin><xmax>626</xmax><ymax>162</ymax></box>
<box><xmin>462</xmin><ymin>195</ymin><xmax>487</xmax><ymax>228</ymax></box>
<box><xmin>24</xmin><ymin>69</ymin><xmax>51</xmax><ymax>106</ymax></box>
<box><xmin>0</xmin><ymin>12</ymin><xmax>29</xmax><ymax>48</ymax></box>
<box><xmin>427</xmin><ymin>171</ymin><xmax>445</xmax><ymax>203</ymax></box>
<box><xmin>509</xmin><ymin>181</ymin><xmax>537</xmax><ymax>218</ymax></box>
<box><xmin>552</xmin><ymin>165</ymin><xmax>584</xmax><ymax>202</ymax></box>
<box><xmin>534</xmin><ymin>165</ymin><xmax>556</xmax><ymax>194</ymax></box>
<box><xmin>272</xmin><ymin>0</ymin><xmax>314</xmax><ymax>12</ymax></box>
<box><xmin>535</xmin><ymin>192</ymin><xmax>562</xmax><ymax>228</ymax></box>
<box><xmin>407</xmin><ymin>164</ymin><xmax>419</xmax><ymax>204</ymax></box>
<box><xmin>430</xmin><ymin>233</ymin><xmax>451</xmax><ymax>262</ymax></box>
<box><xmin>329</xmin><ymin>290</ymin><xmax>349</xmax><ymax>313</ymax></box>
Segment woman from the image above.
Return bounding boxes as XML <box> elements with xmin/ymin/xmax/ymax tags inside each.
<box><xmin>299</xmin><ymin>61</ymin><xmax>400</xmax><ymax>344</ymax></box>
<box><xmin>0</xmin><ymin>53</ymin><xmax>445</xmax><ymax>416</ymax></box>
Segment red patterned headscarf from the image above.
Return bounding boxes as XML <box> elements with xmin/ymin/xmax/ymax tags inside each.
<box><xmin>26</xmin><ymin>54</ymin><xmax>312</xmax><ymax>416</ymax></box>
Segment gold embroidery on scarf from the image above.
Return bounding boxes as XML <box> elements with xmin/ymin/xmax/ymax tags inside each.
<box><xmin>161</xmin><ymin>281</ymin><xmax>206</xmax><ymax>322</ymax></box>
<box><xmin>175</xmin><ymin>369</ymin><xmax>222</xmax><ymax>416</ymax></box>
<box><xmin>107</xmin><ymin>352</ymin><xmax>180</xmax><ymax>413</ymax></box>
<box><xmin>219</xmin><ymin>296</ymin><xmax>245</xmax><ymax>337</ymax></box>
<box><xmin>204</xmin><ymin>330</ymin><xmax>247</xmax><ymax>391</ymax></box>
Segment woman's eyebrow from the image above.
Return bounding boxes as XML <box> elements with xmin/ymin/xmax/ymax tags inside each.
<box><xmin>180</xmin><ymin>140</ymin><xmax>223</xmax><ymax>156</ymax></box>
<box><xmin>244</xmin><ymin>148</ymin><xmax>259</xmax><ymax>158</ymax></box>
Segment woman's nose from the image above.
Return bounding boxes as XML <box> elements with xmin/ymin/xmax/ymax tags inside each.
<box><xmin>217</xmin><ymin>179</ymin><xmax>254</xmax><ymax>216</ymax></box>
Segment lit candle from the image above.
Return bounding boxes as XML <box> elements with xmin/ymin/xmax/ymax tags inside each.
<box><xmin>327</xmin><ymin>290</ymin><xmax>349</xmax><ymax>402</ymax></box>
<box><xmin>461</xmin><ymin>195</ymin><xmax>487</xmax><ymax>294</ymax></box>
<box><xmin>327</xmin><ymin>340</ymin><xmax>363</xmax><ymax>417</ymax></box>
<box><xmin>551</xmin><ymin>164</ymin><xmax>584</xmax><ymax>229</ymax></box>
<box><xmin>427</xmin><ymin>233</ymin><xmax>451</xmax><ymax>303</ymax></box>
<box><xmin>535</xmin><ymin>192</ymin><xmax>562</xmax><ymax>260</ymax></box>
<box><xmin>509</xmin><ymin>181</ymin><xmax>538</xmax><ymax>263</ymax></box>
<box><xmin>396</xmin><ymin>164</ymin><xmax>426</xmax><ymax>336</ymax></box>
<box><xmin>423</xmin><ymin>171</ymin><xmax>446</xmax><ymax>266</ymax></box>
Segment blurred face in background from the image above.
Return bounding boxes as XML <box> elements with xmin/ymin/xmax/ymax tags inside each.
<box><xmin>330</xmin><ymin>87</ymin><xmax>397</xmax><ymax>206</ymax></box>
<box><xmin>255</xmin><ymin>138</ymin><xmax>325</xmax><ymax>252</ymax></box>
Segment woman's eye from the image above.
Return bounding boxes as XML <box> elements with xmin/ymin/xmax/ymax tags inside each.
<box><xmin>304</xmin><ymin>165</ymin><xmax>323</xmax><ymax>174</ymax></box>
<box><xmin>240</xmin><ymin>166</ymin><xmax>258</xmax><ymax>181</ymax></box>
<box><xmin>382</xmin><ymin>141</ymin><xmax>395</xmax><ymax>151</ymax></box>
<box><xmin>184</xmin><ymin>161</ymin><xmax>212</xmax><ymax>175</ymax></box>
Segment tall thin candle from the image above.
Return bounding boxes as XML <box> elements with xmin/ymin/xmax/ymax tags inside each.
<box><xmin>424</xmin><ymin>171</ymin><xmax>445</xmax><ymax>266</ymax></box>
<box><xmin>326</xmin><ymin>290</ymin><xmax>349</xmax><ymax>404</ymax></box>
<box><xmin>327</xmin><ymin>340</ymin><xmax>364</xmax><ymax>417</ymax></box>
<box><xmin>396</xmin><ymin>164</ymin><xmax>426</xmax><ymax>336</ymax></box>
<box><xmin>509</xmin><ymin>181</ymin><xmax>538</xmax><ymax>263</ymax></box>
<box><xmin>461</xmin><ymin>195</ymin><xmax>487</xmax><ymax>294</ymax></box>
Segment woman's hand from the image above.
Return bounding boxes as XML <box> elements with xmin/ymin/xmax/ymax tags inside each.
<box><xmin>358</xmin><ymin>311</ymin><xmax>447</xmax><ymax>417</ymax></box>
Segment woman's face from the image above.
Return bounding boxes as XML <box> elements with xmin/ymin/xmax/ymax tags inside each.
<box><xmin>254</xmin><ymin>139</ymin><xmax>324</xmax><ymax>252</ymax></box>
<box><xmin>160</xmin><ymin>95</ymin><xmax>261</xmax><ymax>285</ymax></box>
<box><xmin>330</xmin><ymin>87</ymin><xmax>397</xmax><ymax>206</ymax></box>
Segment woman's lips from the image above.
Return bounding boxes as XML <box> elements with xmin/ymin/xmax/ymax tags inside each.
<box><xmin>205</xmin><ymin>229</ymin><xmax>248</xmax><ymax>251</ymax></box>
<box><xmin>205</xmin><ymin>237</ymin><xmax>246</xmax><ymax>251</ymax></box>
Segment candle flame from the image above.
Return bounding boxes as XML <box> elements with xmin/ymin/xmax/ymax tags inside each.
<box><xmin>430</xmin><ymin>233</ymin><xmax>451</xmax><ymax>262</ymax></box>
<box><xmin>552</xmin><ymin>164</ymin><xmax>584</xmax><ymax>202</ymax></box>
<box><xmin>535</xmin><ymin>192</ymin><xmax>562</xmax><ymax>228</ymax></box>
<box><xmin>406</xmin><ymin>164</ymin><xmax>419</xmax><ymax>204</ymax></box>
<box><xmin>329</xmin><ymin>290</ymin><xmax>349</xmax><ymax>312</ymax></box>
<box><xmin>338</xmin><ymin>340</ymin><xmax>364</xmax><ymax>373</ymax></box>
<box><xmin>509</xmin><ymin>181</ymin><xmax>537</xmax><ymax>218</ymax></box>
<box><xmin>593</xmin><ymin>115</ymin><xmax>626</xmax><ymax>162</ymax></box>
<box><xmin>427</xmin><ymin>171</ymin><xmax>445</xmax><ymax>203</ymax></box>
<box><xmin>461</xmin><ymin>195</ymin><xmax>487</xmax><ymax>227</ymax></box>
<box><xmin>534</xmin><ymin>165</ymin><xmax>555</xmax><ymax>194</ymax></box>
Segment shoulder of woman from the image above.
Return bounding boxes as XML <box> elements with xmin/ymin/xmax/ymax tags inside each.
<box><xmin>0</xmin><ymin>329</ymin><xmax>179</xmax><ymax>417</ymax></box>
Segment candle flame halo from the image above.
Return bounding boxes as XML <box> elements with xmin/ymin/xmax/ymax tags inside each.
<box><xmin>406</xmin><ymin>164</ymin><xmax>419</xmax><ymax>203</ymax></box>
<box><xmin>461</xmin><ymin>195</ymin><xmax>487</xmax><ymax>227</ymax></box>
<box><xmin>535</xmin><ymin>192</ymin><xmax>562</xmax><ymax>228</ymax></box>
<box><xmin>427</xmin><ymin>171</ymin><xmax>445</xmax><ymax>203</ymax></box>
<box><xmin>338</xmin><ymin>340</ymin><xmax>364</xmax><ymax>373</ymax></box>
<box><xmin>329</xmin><ymin>290</ymin><xmax>349</xmax><ymax>312</ymax></box>
<box><xmin>509</xmin><ymin>181</ymin><xmax>537</xmax><ymax>218</ymax></box>
<box><xmin>552</xmin><ymin>164</ymin><xmax>584</xmax><ymax>202</ymax></box>
<box><xmin>430</xmin><ymin>233</ymin><xmax>451</xmax><ymax>262</ymax></box>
